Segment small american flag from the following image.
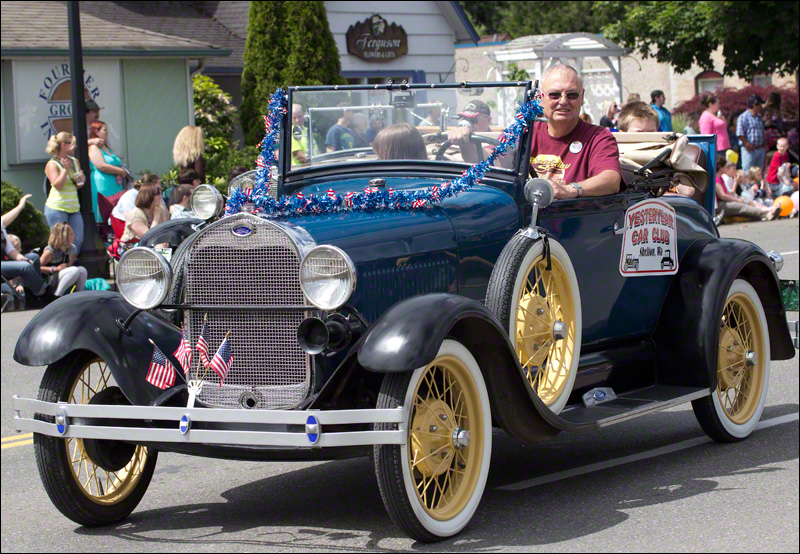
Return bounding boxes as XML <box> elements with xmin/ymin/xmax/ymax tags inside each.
<box><xmin>345</xmin><ymin>192</ymin><xmax>354</xmax><ymax>207</ymax></box>
<box><xmin>256</xmin><ymin>156</ymin><xmax>266</xmax><ymax>168</ymax></box>
<box><xmin>173</xmin><ymin>325</ymin><xmax>192</xmax><ymax>375</ymax></box>
<box><xmin>327</xmin><ymin>189</ymin><xmax>336</xmax><ymax>199</ymax></box>
<box><xmin>412</xmin><ymin>198</ymin><xmax>426</xmax><ymax>209</ymax></box>
<box><xmin>296</xmin><ymin>191</ymin><xmax>305</xmax><ymax>200</ymax></box>
<box><xmin>263</xmin><ymin>115</ymin><xmax>272</xmax><ymax>133</ymax></box>
<box><xmin>146</xmin><ymin>343</ymin><xmax>175</xmax><ymax>389</ymax></box>
<box><xmin>209</xmin><ymin>336</ymin><xmax>235</xmax><ymax>386</ymax></box>
<box><xmin>197</xmin><ymin>319</ymin><xmax>211</xmax><ymax>367</ymax></box>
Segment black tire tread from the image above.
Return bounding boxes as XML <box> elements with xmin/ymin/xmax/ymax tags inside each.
<box><xmin>485</xmin><ymin>233</ymin><xmax>538</xmax><ymax>332</ymax></box>
<box><xmin>374</xmin><ymin>372</ymin><xmax>440</xmax><ymax>543</ymax></box>
<box><xmin>34</xmin><ymin>351</ymin><xmax>158</xmax><ymax>526</ymax></box>
<box><xmin>691</xmin><ymin>396</ymin><xmax>741</xmax><ymax>443</ymax></box>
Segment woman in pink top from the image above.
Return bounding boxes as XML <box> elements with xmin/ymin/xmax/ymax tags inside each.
<box><xmin>698</xmin><ymin>93</ymin><xmax>731</xmax><ymax>152</ymax></box>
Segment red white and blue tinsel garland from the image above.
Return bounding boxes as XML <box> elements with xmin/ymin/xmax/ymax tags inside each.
<box><xmin>224</xmin><ymin>88</ymin><xmax>543</xmax><ymax>218</ymax></box>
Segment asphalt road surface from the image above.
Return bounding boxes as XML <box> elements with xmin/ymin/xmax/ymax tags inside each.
<box><xmin>2</xmin><ymin>218</ymin><xmax>798</xmax><ymax>552</ymax></box>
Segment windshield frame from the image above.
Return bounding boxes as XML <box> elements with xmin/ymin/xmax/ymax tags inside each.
<box><xmin>280</xmin><ymin>81</ymin><xmax>533</xmax><ymax>196</ymax></box>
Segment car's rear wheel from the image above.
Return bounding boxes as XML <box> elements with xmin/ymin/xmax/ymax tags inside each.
<box><xmin>487</xmin><ymin>235</ymin><xmax>582</xmax><ymax>414</ymax></box>
<box><xmin>34</xmin><ymin>351</ymin><xmax>157</xmax><ymax>526</ymax></box>
<box><xmin>374</xmin><ymin>340</ymin><xmax>492</xmax><ymax>542</ymax></box>
<box><xmin>692</xmin><ymin>279</ymin><xmax>770</xmax><ymax>442</ymax></box>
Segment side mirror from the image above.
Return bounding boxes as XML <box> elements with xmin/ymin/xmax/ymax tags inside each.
<box><xmin>524</xmin><ymin>178</ymin><xmax>554</xmax><ymax>209</ymax></box>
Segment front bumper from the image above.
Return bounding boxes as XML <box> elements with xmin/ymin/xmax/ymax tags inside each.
<box><xmin>12</xmin><ymin>396</ymin><xmax>405</xmax><ymax>448</ymax></box>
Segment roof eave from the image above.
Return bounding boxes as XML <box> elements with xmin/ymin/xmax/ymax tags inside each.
<box><xmin>1</xmin><ymin>48</ymin><xmax>232</xmax><ymax>58</ymax></box>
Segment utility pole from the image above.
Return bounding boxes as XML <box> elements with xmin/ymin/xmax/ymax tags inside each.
<box><xmin>68</xmin><ymin>0</ymin><xmax>106</xmax><ymax>278</ymax></box>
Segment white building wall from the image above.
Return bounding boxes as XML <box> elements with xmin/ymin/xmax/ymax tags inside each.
<box><xmin>325</xmin><ymin>1</ymin><xmax>458</xmax><ymax>82</ymax></box>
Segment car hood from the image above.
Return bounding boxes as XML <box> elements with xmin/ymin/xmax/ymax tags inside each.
<box><xmin>281</xmin><ymin>177</ymin><xmax>520</xmax><ymax>262</ymax></box>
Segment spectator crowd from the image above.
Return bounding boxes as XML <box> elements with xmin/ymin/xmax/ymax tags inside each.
<box><xmin>1</xmin><ymin>95</ymin><xmax>230</xmax><ymax>310</ymax></box>
<box><xmin>3</xmin><ymin>68</ymin><xmax>799</xmax><ymax>311</ymax></box>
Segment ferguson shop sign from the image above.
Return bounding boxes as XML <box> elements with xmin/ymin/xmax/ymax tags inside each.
<box><xmin>346</xmin><ymin>14</ymin><xmax>408</xmax><ymax>62</ymax></box>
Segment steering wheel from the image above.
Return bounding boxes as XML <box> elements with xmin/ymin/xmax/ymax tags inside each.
<box><xmin>434</xmin><ymin>134</ymin><xmax>502</xmax><ymax>162</ymax></box>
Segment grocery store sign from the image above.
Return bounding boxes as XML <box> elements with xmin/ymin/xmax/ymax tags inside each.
<box><xmin>11</xmin><ymin>60</ymin><xmax>123</xmax><ymax>163</ymax></box>
<box><xmin>346</xmin><ymin>14</ymin><xmax>408</xmax><ymax>62</ymax></box>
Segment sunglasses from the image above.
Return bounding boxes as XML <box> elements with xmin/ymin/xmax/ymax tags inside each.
<box><xmin>545</xmin><ymin>91</ymin><xmax>581</xmax><ymax>101</ymax></box>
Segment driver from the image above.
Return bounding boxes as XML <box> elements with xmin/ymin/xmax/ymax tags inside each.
<box><xmin>530</xmin><ymin>64</ymin><xmax>621</xmax><ymax>199</ymax></box>
<box><xmin>446</xmin><ymin>100</ymin><xmax>494</xmax><ymax>163</ymax></box>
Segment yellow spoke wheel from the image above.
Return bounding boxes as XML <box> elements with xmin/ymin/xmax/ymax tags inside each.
<box><xmin>515</xmin><ymin>254</ymin><xmax>577</xmax><ymax>407</ymax></box>
<box><xmin>408</xmin><ymin>355</ymin><xmax>483</xmax><ymax>521</ymax></box>
<box><xmin>375</xmin><ymin>340</ymin><xmax>491</xmax><ymax>542</ymax></box>
<box><xmin>65</xmin><ymin>359</ymin><xmax>150</xmax><ymax>505</ymax></box>
<box><xmin>34</xmin><ymin>351</ymin><xmax>158</xmax><ymax>526</ymax></box>
<box><xmin>487</xmin><ymin>235</ymin><xmax>582</xmax><ymax>414</ymax></box>
<box><xmin>693</xmin><ymin>279</ymin><xmax>770</xmax><ymax>443</ymax></box>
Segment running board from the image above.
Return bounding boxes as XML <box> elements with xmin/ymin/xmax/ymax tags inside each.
<box><xmin>559</xmin><ymin>385</ymin><xmax>710</xmax><ymax>428</ymax></box>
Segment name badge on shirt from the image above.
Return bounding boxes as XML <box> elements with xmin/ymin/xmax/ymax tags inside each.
<box><xmin>569</xmin><ymin>141</ymin><xmax>583</xmax><ymax>154</ymax></box>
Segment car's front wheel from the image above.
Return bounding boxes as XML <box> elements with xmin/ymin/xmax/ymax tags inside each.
<box><xmin>374</xmin><ymin>339</ymin><xmax>492</xmax><ymax>542</ymax></box>
<box><xmin>34</xmin><ymin>351</ymin><xmax>158</xmax><ymax>526</ymax></box>
<box><xmin>692</xmin><ymin>279</ymin><xmax>770</xmax><ymax>442</ymax></box>
<box><xmin>487</xmin><ymin>234</ymin><xmax>582</xmax><ymax>414</ymax></box>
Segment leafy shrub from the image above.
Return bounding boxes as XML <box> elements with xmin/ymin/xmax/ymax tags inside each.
<box><xmin>674</xmin><ymin>86</ymin><xmax>799</xmax><ymax>125</ymax></box>
<box><xmin>193</xmin><ymin>74</ymin><xmax>237</xmax><ymax>144</ymax></box>
<box><xmin>206</xmin><ymin>143</ymin><xmax>262</xmax><ymax>183</ymax></box>
<box><xmin>1</xmin><ymin>181</ymin><xmax>50</xmax><ymax>253</ymax></box>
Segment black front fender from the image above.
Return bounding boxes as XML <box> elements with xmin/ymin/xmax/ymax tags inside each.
<box><xmin>357</xmin><ymin>293</ymin><xmax>500</xmax><ymax>372</ymax></box>
<box><xmin>653</xmin><ymin>238</ymin><xmax>795</xmax><ymax>389</ymax></box>
<box><xmin>140</xmin><ymin>217</ymin><xmax>202</xmax><ymax>249</ymax></box>
<box><xmin>14</xmin><ymin>291</ymin><xmax>181</xmax><ymax>406</ymax></box>
<box><xmin>357</xmin><ymin>293</ymin><xmax>563</xmax><ymax>443</ymax></box>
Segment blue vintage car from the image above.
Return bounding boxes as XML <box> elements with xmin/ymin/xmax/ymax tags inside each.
<box><xmin>12</xmin><ymin>82</ymin><xmax>797</xmax><ymax>542</ymax></box>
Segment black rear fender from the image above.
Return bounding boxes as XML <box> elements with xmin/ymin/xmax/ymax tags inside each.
<box><xmin>13</xmin><ymin>291</ymin><xmax>181</xmax><ymax>406</ymax></box>
<box><xmin>653</xmin><ymin>239</ymin><xmax>794</xmax><ymax>389</ymax></box>
<box><xmin>355</xmin><ymin>293</ymin><xmax>561</xmax><ymax>443</ymax></box>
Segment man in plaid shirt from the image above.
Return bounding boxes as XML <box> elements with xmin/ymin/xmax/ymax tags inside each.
<box><xmin>736</xmin><ymin>95</ymin><xmax>766</xmax><ymax>174</ymax></box>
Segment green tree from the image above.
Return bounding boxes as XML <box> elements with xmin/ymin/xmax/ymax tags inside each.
<box><xmin>240</xmin><ymin>1</ymin><xmax>287</xmax><ymax>146</ymax></box>
<box><xmin>193</xmin><ymin>74</ymin><xmax>237</xmax><ymax>147</ymax></box>
<box><xmin>497</xmin><ymin>1</ymin><xmax>631</xmax><ymax>37</ymax></box>
<box><xmin>458</xmin><ymin>1</ymin><xmax>508</xmax><ymax>35</ymax></box>
<box><xmin>1</xmin><ymin>182</ymin><xmax>50</xmax><ymax>253</ymax></box>
<box><xmin>602</xmin><ymin>1</ymin><xmax>800</xmax><ymax>80</ymax></box>
<box><xmin>282</xmin><ymin>2</ymin><xmax>342</xmax><ymax>86</ymax></box>
<box><xmin>240</xmin><ymin>1</ymin><xmax>343</xmax><ymax>147</ymax></box>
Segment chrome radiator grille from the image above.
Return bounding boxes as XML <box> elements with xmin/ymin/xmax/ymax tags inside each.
<box><xmin>184</xmin><ymin>215</ymin><xmax>310</xmax><ymax>409</ymax></box>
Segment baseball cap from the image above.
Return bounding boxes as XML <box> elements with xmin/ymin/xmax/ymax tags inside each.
<box><xmin>458</xmin><ymin>100</ymin><xmax>491</xmax><ymax>118</ymax></box>
<box><xmin>85</xmin><ymin>99</ymin><xmax>103</xmax><ymax>111</ymax></box>
<box><xmin>747</xmin><ymin>94</ymin><xmax>765</xmax><ymax>108</ymax></box>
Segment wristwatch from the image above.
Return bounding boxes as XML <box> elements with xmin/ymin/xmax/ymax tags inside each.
<box><xmin>570</xmin><ymin>182</ymin><xmax>583</xmax><ymax>197</ymax></box>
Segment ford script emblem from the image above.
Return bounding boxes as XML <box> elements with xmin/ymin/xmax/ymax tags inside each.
<box><xmin>232</xmin><ymin>225</ymin><xmax>252</xmax><ymax>237</ymax></box>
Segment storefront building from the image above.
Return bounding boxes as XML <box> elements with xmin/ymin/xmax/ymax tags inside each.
<box><xmin>2</xmin><ymin>1</ymin><xmax>476</xmax><ymax>205</ymax></box>
<box><xmin>1</xmin><ymin>1</ymin><xmax>233</xmax><ymax>207</ymax></box>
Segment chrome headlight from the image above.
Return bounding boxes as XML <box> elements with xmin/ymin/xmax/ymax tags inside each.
<box><xmin>191</xmin><ymin>184</ymin><xmax>224</xmax><ymax>220</ymax></box>
<box><xmin>299</xmin><ymin>245</ymin><xmax>356</xmax><ymax>311</ymax></box>
<box><xmin>116</xmin><ymin>247</ymin><xmax>173</xmax><ymax>310</ymax></box>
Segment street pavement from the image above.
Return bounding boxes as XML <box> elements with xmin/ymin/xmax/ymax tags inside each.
<box><xmin>2</xmin><ymin>218</ymin><xmax>798</xmax><ymax>552</ymax></box>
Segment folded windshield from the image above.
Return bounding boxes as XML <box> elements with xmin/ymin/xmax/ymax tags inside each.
<box><xmin>288</xmin><ymin>84</ymin><xmax>528</xmax><ymax>172</ymax></box>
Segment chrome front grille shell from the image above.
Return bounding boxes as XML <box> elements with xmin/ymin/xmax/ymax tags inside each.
<box><xmin>183</xmin><ymin>214</ymin><xmax>314</xmax><ymax>409</ymax></box>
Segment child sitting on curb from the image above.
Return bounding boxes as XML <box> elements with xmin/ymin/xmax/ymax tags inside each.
<box><xmin>39</xmin><ymin>222</ymin><xmax>87</xmax><ymax>297</ymax></box>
